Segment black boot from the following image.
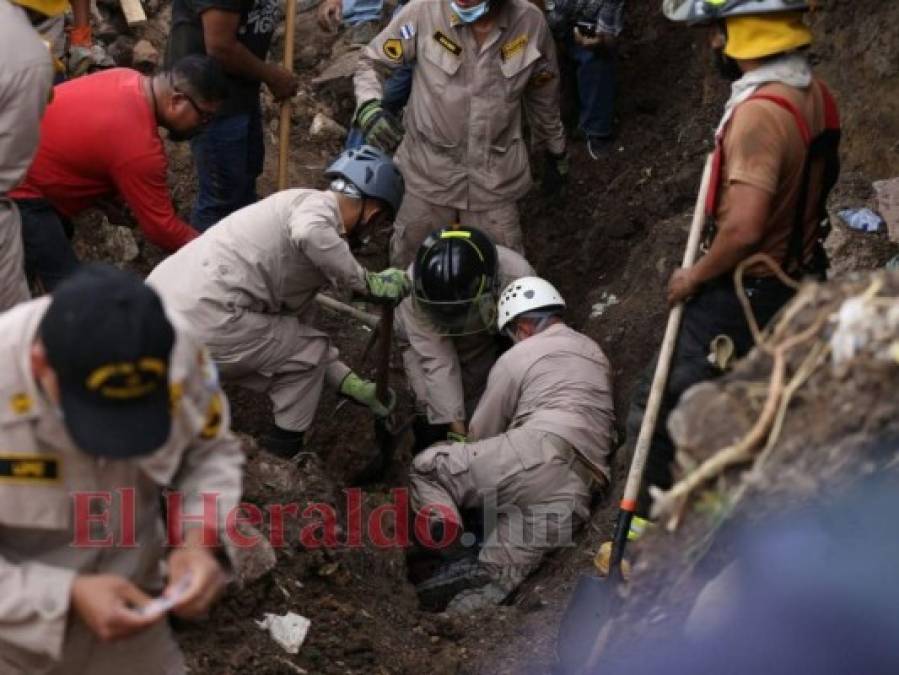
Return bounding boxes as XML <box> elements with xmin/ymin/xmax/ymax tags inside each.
<box><xmin>261</xmin><ymin>425</ymin><xmax>304</xmax><ymax>459</ymax></box>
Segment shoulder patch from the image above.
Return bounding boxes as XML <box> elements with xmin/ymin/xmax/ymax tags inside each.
<box><xmin>399</xmin><ymin>22</ymin><xmax>415</xmax><ymax>39</ymax></box>
<box><xmin>433</xmin><ymin>31</ymin><xmax>462</xmax><ymax>56</ymax></box>
<box><xmin>383</xmin><ymin>38</ymin><xmax>404</xmax><ymax>62</ymax></box>
<box><xmin>9</xmin><ymin>393</ymin><xmax>33</xmax><ymax>416</ymax></box>
<box><xmin>501</xmin><ymin>35</ymin><xmax>528</xmax><ymax>61</ymax></box>
<box><xmin>200</xmin><ymin>392</ymin><xmax>224</xmax><ymax>440</ymax></box>
<box><xmin>0</xmin><ymin>454</ymin><xmax>61</xmax><ymax>485</ymax></box>
<box><xmin>528</xmin><ymin>70</ymin><xmax>555</xmax><ymax>89</ymax></box>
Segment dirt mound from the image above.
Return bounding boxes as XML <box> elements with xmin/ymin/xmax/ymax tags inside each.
<box><xmin>588</xmin><ymin>269</ymin><xmax>899</xmax><ymax>666</ymax></box>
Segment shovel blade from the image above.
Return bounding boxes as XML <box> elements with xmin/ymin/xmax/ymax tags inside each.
<box><xmin>349</xmin><ymin>415</ymin><xmax>400</xmax><ymax>485</ymax></box>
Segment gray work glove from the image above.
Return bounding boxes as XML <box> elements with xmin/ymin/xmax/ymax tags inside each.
<box><xmin>356</xmin><ymin>99</ymin><xmax>405</xmax><ymax>154</ymax></box>
<box><xmin>365</xmin><ymin>268</ymin><xmax>411</xmax><ymax>304</ymax></box>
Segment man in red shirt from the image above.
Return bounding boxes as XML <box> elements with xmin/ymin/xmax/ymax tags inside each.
<box><xmin>11</xmin><ymin>55</ymin><xmax>228</xmax><ymax>289</ymax></box>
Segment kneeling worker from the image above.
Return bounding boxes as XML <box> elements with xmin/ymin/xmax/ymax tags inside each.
<box><xmin>411</xmin><ymin>277</ymin><xmax>614</xmax><ymax>613</ymax></box>
<box><xmin>148</xmin><ymin>146</ymin><xmax>409</xmax><ymax>458</ymax></box>
<box><xmin>0</xmin><ymin>265</ymin><xmax>243</xmax><ymax>673</ymax></box>
<box><xmin>396</xmin><ymin>226</ymin><xmax>534</xmax><ymax>451</ymax></box>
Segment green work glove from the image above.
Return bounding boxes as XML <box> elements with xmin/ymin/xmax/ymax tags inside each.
<box><xmin>356</xmin><ymin>99</ymin><xmax>405</xmax><ymax>154</ymax></box>
<box><xmin>446</xmin><ymin>431</ymin><xmax>468</xmax><ymax>444</ymax></box>
<box><xmin>339</xmin><ymin>372</ymin><xmax>396</xmax><ymax>417</ymax></box>
<box><xmin>542</xmin><ymin>149</ymin><xmax>570</xmax><ymax>199</ymax></box>
<box><xmin>366</xmin><ymin>268</ymin><xmax>411</xmax><ymax>304</ymax></box>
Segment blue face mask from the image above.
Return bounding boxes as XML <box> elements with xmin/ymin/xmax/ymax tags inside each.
<box><xmin>450</xmin><ymin>0</ymin><xmax>490</xmax><ymax>23</ymax></box>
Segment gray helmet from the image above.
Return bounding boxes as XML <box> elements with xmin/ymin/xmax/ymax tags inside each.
<box><xmin>662</xmin><ymin>0</ymin><xmax>808</xmax><ymax>24</ymax></box>
<box><xmin>324</xmin><ymin>145</ymin><xmax>405</xmax><ymax>216</ymax></box>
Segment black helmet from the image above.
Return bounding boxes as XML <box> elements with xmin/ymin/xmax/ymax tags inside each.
<box><xmin>412</xmin><ymin>226</ymin><xmax>499</xmax><ymax>334</ymax></box>
<box><xmin>324</xmin><ymin>145</ymin><xmax>405</xmax><ymax>215</ymax></box>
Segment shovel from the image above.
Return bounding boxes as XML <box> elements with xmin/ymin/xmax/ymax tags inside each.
<box><xmin>276</xmin><ymin>0</ymin><xmax>297</xmax><ymax>191</ymax></box>
<box><xmin>351</xmin><ymin>303</ymin><xmax>404</xmax><ymax>484</ymax></box>
<box><xmin>556</xmin><ymin>155</ymin><xmax>713</xmax><ymax>674</ymax></box>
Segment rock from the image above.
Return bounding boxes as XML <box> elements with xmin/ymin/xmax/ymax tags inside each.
<box><xmin>309</xmin><ymin>112</ymin><xmax>347</xmax><ymax>139</ymax></box>
<box><xmin>312</xmin><ymin>49</ymin><xmax>361</xmax><ymax>99</ymax></box>
<box><xmin>297</xmin><ymin>45</ymin><xmax>319</xmax><ymax>70</ymax></box>
<box><xmin>873</xmin><ymin>177</ymin><xmax>899</xmax><ymax>243</ymax></box>
<box><xmin>668</xmin><ymin>382</ymin><xmax>754</xmax><ymax>465</ymax></box>
<box><xmin>132</xmin><ymin>39</ymin><xmax>160</xmax><ymax>71</ymax></box>
<box><xmin>106</xmin><ymin>35</ymin><xmax>135</xmax><ymax>67</ymax></box>
<box><xmin>228</xmin><ymin>523</ymin><xmax>278</xmax><ymax>586</ymax></box>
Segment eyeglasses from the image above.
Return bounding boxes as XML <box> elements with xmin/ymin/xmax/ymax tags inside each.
<box><xmin>174</xmin><ymin>87</ymin><xmax>216</xmax><ymax>125</ymax></box>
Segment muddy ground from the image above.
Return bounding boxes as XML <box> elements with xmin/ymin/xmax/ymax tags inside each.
<box><xmin>68</xmin><ymin>0</ymin><xmax>899</xmax><ymax>672</ymax></box>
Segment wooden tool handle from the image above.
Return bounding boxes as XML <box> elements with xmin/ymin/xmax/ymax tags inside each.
<box><xmin>619</xmin><ymin>155</ymin><xmax>714</xmax><ymax>510</ymax></box>
<box><xmin>277</xmin><ymin>0</ymin><xmax>297</xmax><ymax>191</ymax></box>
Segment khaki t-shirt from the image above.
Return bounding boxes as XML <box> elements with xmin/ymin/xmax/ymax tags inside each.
<box><xmin>717</xmin><ymin>81</ymin><xmax>830</xmax><ymax>277</ymax></box>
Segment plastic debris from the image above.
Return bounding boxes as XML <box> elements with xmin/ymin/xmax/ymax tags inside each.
<box><xmin>255</xmin><ymin>612</ymin><xmax>311</xmax><ymax>654</ymax></box>
<box><xmin>839</xmin><ymin>208</ymin><xmax>884</xmax><ymax>233</ymax></box>
<box><xmin>829</xmin><ymin>291</ymin><xmax>899</xmax><ymax>365</ymax></box>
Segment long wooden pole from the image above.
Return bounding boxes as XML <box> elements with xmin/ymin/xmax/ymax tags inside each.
<box><xmin>277</xmin><ymin>0</ymin><xmax>297</xmax><ymax>191</ymax></box>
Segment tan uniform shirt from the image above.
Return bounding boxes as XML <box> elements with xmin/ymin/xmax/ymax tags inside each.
<box><xmin>355</xmin><ymin>0</ymin><xmax>566</xmax><ymax>210</ymax></box>
<box><xmin>0</xmin><ymin>297</ymin><xmax>244</xmax><ymax>674</ymax></box>
<box><xmin>0</xmin><ymin>0</ymin><xmax>53</xmax><ymax>311</ymax></box>
<box><xmin>396</xmin><ymin>246</ymin><xmax>534</xmax><ymax>424</ymax></box>
<box><xmin>469</xmin><ymin>322</ymin><xmax>614</xmax><ymax>479</ymax></box>
<box><xmin>148</xmin><ymin>189</ymin><xmax>369</xmax><ymax>362</ymax></box>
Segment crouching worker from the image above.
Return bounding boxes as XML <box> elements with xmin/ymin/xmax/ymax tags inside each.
<box><xmin>396</xmin><ymin>226</ymin><xmax>535</xmax><ymax>452</ymax></box>
<box><xmin>0</xmin><ymin>265</ymin><xmax>243</xmax><ymax>674</ymax></box>
<box><xmin>411</xmin><ymin>277</ymin><xmax>614</xmax><ymax>614</ymax></box>
<box><xmin>148</xmin><ymin>146</ymin><xmax>409</xmax><ymax>459</ymax></box>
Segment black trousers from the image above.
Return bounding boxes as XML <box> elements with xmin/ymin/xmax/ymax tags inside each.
<box><xmin>17</xmin><ymin>198</ymin><xmax>80</xmax><ymax>291</ymax></box>
<box><xmin>625</xmin><ymin>276</ymin><xmax>796</xmax><ymax>513</ymax></box>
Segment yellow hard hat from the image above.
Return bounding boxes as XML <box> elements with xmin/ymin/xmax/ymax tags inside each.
<box><xmin>724</xmin><ymin>11</ymin><xmax>812</xmax><ymax>59</ymax></box>
<box><xmin>11</xmin><ymin>0</ymin><xmax>69</xmax><ymax>17</ymax></box>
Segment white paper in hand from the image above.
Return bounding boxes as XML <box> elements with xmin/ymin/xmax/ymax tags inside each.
<box><xmin>136</xmin><ymin>573</ymin><xmax>194</xmax><ymax>617</ymax></box>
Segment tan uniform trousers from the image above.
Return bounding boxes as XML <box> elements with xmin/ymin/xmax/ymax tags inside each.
<box><xmin>208</xmin><ymin>310</ymin><xmax>350</xmax><ymax>433</ymax></box>
<box><xmin>0</xmin><ymin>620</ymin><xmax>187</xmax><ymax>675</ymax></box>
<box><xmin>0</xmin><ymin>200</ymin><xmax>30</xmax><ymax>312</ymax></box>
<box><xmin>411</xmin><ymin>428</ymin><xmax>591</xmax><ymax>589</ymax></box>
<box><xmin>390</xmin><ymin>193</ymin><xmax>524</xmax><ymax>267</ymax></box>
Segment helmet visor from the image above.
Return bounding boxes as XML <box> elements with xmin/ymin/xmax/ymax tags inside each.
<box><xmin>412</xmin><ymin>293</ymin><xmax>497</xmax><ymax>337</ymax></box>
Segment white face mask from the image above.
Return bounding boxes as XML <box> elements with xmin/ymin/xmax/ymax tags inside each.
<box><xmin>450</xmin><ymin>0</ymin><xmax>490</xmax><ymax>23</ymax></box>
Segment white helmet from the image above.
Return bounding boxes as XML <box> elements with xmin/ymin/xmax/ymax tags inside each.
<box><xmin>662</xmin><ymin>0</ymin><xmax>808</xmax><ymax>24</ymax></box>
<box><xmin>496</xmin><ymin>276</ymin><xmax>566</xmax><ymax>332</ymax></box>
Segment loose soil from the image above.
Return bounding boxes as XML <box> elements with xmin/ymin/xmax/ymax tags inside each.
<box><xmin>67</xmin><ymin>0</ymin><xmax>899</xmax><ymax>672</ymax></box>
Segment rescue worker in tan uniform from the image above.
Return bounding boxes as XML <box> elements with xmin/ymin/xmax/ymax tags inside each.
<box><xmin>0</xmin><ymin>265</ymin><xmax>243</xmax><ymax>674</ymax></box>
<box><xmin>396</xmin><ymin>226</ymin><xmax>534</xmax><ymax>451</ymax></box>
<box><xmin>353</xmin><ymin>0</ymin><xmax>569</xmax><ymax>266</ymax></box>
<box><xmin>0</xmin><ymin>0</ymin><xmax>53</xmax><ymax>311</ymax></box>
<box><xmin>411</xmin><ymin>277</ymin><xmax>614</xmax><ymax>614</ymax></box>
<box><xmin>148</xmin><ymin>146</ymin><xmax>410</xmax><ymax>458</ymax></box>
<box><xmin>628</xmin><ymin>0</ymin><xmax>841</xmax><ymax>511</ymax></box>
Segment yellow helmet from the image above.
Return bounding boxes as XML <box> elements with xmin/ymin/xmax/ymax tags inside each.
<box><xmin>11</xmin><ymin>0</ymin><xmax>69</xmax><ymax>17</ymax></box>
<box><xmin>724</xmin><ymin>11</ymin><xmax>812</xmax><ymax>59</ymax></box>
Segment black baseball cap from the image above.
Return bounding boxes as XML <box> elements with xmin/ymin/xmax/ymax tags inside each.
<box><xmin>39</xmin><ymin>264</ymin><xmax>175</xmax><ymax>458</ymax></box>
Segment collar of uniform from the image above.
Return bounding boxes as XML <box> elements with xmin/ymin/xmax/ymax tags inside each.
<box><xmin>537</xmin><ymin>321</ymin><xmax>567</xmax><ymax>338</ymax></box>
<box><xmin>324</xmin><ymin>189</ymin><xmax>348</xmax><ymax>237</ymax></box>
<box><xmin>0</xmin><ymin>299</ymin><xmax>51</xmax><ymax>429</ymax></box>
